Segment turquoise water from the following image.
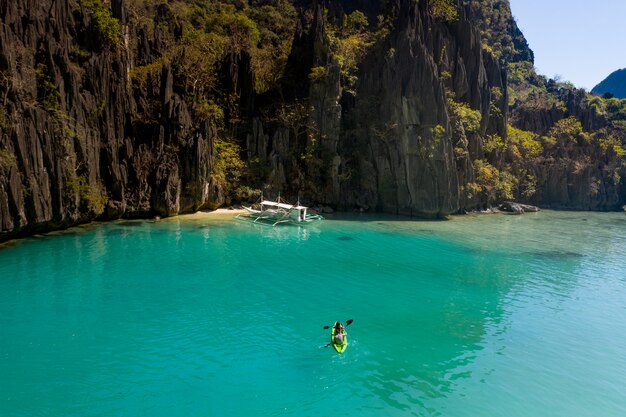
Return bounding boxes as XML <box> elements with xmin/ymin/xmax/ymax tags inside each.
<box><xmin>1</xmin><ymin>211</ymin><xmax>625</xmax><ymax>416</ymax></box>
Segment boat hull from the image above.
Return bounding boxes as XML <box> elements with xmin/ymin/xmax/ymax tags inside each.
<box><xmin>235</xmin><ymin>212</ymin><xmax>323</xmax><ymax>226</ymax></box>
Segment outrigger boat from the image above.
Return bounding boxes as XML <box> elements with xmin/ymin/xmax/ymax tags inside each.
<box><xmin>236</xmin><ymin>195</ymin><xmax>324</xmax><ymax>226</ymax></box>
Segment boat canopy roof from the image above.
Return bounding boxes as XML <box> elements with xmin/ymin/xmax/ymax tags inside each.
<box><xmin>260</xmin><ymin>200</ymin><xmax>308</xmax><ymax>211</ymax></box>
<box><xmin>261</xmin><ymin>200</ymin><xmax>294</xmax><ymax>209</ymax></box>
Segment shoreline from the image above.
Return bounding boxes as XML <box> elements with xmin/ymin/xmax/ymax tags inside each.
<box><xmin>1</xmin><ymin>206</ymin><xmax>623</xmax><ymax>248</ymax></box>
<box><xmin>0</xmin><ymin>208</ymin><xmax>249</xmax><ymax>249</ymax></box>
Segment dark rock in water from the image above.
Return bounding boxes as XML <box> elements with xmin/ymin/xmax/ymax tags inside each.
<box><xmin>337</xmin><ymin>236</ymin><xmax>354</xmax><ymax>241</ymax></box>
<box><xmin>499</xmin><ymin>202</ymin><xmax>540</xmax><ymax>214</ymax></box>
<box><xmin>500</xmin><ymin>202</ymin><xmax>524</xmax><ymax>214</ymax></box>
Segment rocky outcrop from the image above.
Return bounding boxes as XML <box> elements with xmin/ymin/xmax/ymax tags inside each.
<box><xmin>526</xmin><ymin>155</ymin><xmax>626</xmax><ymax>210</ymax></box>
<box><xmin>499</xmin><ymin>201</ymin><xmax>539</xmax><ymax>214</ymax></box>
<box><xmin>511</xmin><ymin>87</ymin><xmax>607</xmax><ymax>135</ymax></box>
<box><xmin>509</xmin><ymin>83</ymin><xmax>624</xmax><ymax>211</ymax></box>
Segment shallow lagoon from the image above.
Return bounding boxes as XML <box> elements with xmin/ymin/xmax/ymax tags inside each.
<box><xmin>1</xmin><ymin>211</ymin><xmax>625</xmax><ymax>416</ymax></box>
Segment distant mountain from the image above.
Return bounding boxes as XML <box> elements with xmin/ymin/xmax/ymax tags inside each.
<box><xmin>592</xmin><ymin>68</ymin><xmax>626</xmax><ymax>98</ymax></box>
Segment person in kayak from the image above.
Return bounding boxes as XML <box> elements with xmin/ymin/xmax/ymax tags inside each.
<box><xmin>333</xmin><ymin>322</ymin><xmax>347</xmax><ymax>345</ymax></box>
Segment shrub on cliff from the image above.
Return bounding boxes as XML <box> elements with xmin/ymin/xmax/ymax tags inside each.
<box><xmin>246</xmin><ymin>0</ymin><xmax>297</xmax><ymax>92</ymax></box>
<box><xmin>81</xmin><ymin>0</ymin><xmax>122</xmax><ymax>48</ymax></box>
<box><xmin>548</xmin><ymin>117</ymin><xmax>590</xmax><ymax>147</ymax></box>
<box><xmin>212</xmin><ymin>138</ymin><xmax>245</xmax><ymax>193</ymax></box>
<box><xmin>430</xmin><ymin>0</ymin><xmax>458</xmax><ymax>22</ymax></box>
<box><xmin>184</xmin><ymin>0</ymin><xmax>296</xmax><ymax>93</ymax></box>
<box><xmin>448</xmin><ymin>100</ymin><xmax>482</xmax><ymax>134</ymax></box>
<box><xmin>35</xmin><ymin>63</ymin><xmax>61</xmax><ymax>113</ymax></box>
<box><xmin>326</xmin><ymin>10</ymin><xmax>378</xmax><ymax>95</ymax></box>
<box><xmin>507</xmin><ymin>125</ymin><xmax>543</xmax><ymax>158</ymax></box>
<box><xmin>464</xmin><ymin>0</ymin><xmax>533</xmax><ymax>62</ymax></box>
<box><xmin>0</xmin><ymin>149</ymin><xmax>17</xmax><ymax>177</ymax></box>
<box><xmin>472</xmin><ymin>159</ymin><xmax>517</xmax><ymax>204</ymax></box>
<box><xmin>597</xmin><ymin>135</ymin><xmax>626</xmax><ymax>159</ymax></box>
<box><xmin>66</xmin><ymin>174</ymin><xmax>109</xmax><ymax>215</ymax></box>
<box><xmin>308</xmin><ymin>66</ymin><xmax>328</xmax><ymax>82</ymax></box>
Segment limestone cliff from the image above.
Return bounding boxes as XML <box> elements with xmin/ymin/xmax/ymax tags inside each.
<box><xmin>0</xmin><ymin>0</ymin><xmax>219</xmax><ymax>240</ymax></box>
<box><xmin>0</xmin><ymin>0</ymin><xmax>527</xmax><ymax>241</ymax></box>
<box><xmin>246</xmin><ymin>0</ymin><xmax>507</xmax><ymax>217</ymax></box>
<box><xmin>1</xmin><ymin>0</ymin><xmax>624</xmax><ymax>242</ymax></box>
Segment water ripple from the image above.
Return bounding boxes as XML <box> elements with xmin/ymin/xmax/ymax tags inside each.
<box><xmin>1</xmin><ymin>211</ymin><xmax>626</xmax><ymax>417</ymax></box>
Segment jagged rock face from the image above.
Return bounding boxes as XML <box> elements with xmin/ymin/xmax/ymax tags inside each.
<box><xmin>345</xmin><ymin>0</ymin><xmax>462</xmax><ymax>216</ymax></box>
<box><xmin>511</xmin><ymin>105</ymin><xmax>566</xmax><ymax>136</ymax></box>
<box><xmin>0</xmin><ymin>0</ymin><xmax>218</xmax><ymax>241</ymax></box>
<box><xmin>7</xmin><ymin>0</ymin><xmax>618</xmax><ymax>242</ymax></box>
<box><xmin>510</xmin><ymin>86</ymin><xmax>624</xmax><ymax>210</ymax></box>
<box><xmin>247</xmin><ymin>0</ymin><xmax>507</xmax><ymax>217</ymax></box>
<box><xmin>512</xmin><ymin>88</ymin><xmax>607</xmax><ymax>135</ymax></box>
<box><xmin>464</xmin><ymin>0</ymin><xmax>534</xmax><ymax>64</ymax></box>
<box><xmin>529</xmin><ymin>157</ymin><xmax>626</xmax><ymax>210</ymax></box>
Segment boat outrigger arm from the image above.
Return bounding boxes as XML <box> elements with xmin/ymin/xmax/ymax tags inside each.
<box><xmin>236</xmin><ymin>198</ymin><xmax>324</xmax><ymax>226</ymax></box>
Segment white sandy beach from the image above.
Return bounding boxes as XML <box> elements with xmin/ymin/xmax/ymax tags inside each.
<box><xmin>169</xmin><ymin>207</ymin><xmax>247</xmax><ymax>221</ymax></box>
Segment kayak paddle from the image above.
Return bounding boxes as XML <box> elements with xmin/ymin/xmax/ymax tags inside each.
<box><xmin>324</xmin><ymin>319</ymin><xmax>353</xmax><ymax>348</ymax></box>
<box><xmin>323</xmin><ymin>319</ymin><xmax>353</xmax><ymax>330</ymax></box>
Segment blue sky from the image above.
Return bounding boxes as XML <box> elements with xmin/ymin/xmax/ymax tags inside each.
<box><xmin>509</xmin><ymin>0</ymin><xmax>626</xmax><ymax>90</ymax></box>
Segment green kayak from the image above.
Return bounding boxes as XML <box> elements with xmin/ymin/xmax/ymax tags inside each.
<box><xmin>331</xmin><ymin>321</ymin><xmax>348</xmax><ymax>353</ymax></box>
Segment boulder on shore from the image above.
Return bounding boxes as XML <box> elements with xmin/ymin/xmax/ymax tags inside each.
<box><xmin>499</xmin><ymin>202</ymin><xmax>541</xmax><ymax>214</ymax></box>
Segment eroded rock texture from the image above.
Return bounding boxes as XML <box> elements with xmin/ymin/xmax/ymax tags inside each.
<box><xmin>246</xmin><ymin>1</ymin><xmax>507</xmax><ymax>217</ymax></box>
<box><xmin>0</xmin><ymin>0</ymin><xmax>218</xmax><ymax>240</ymax></box>
<box><xmin>2</xmin><ymin>0</ymin><xmax>622</xmax><ymax>242</ymax></box>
